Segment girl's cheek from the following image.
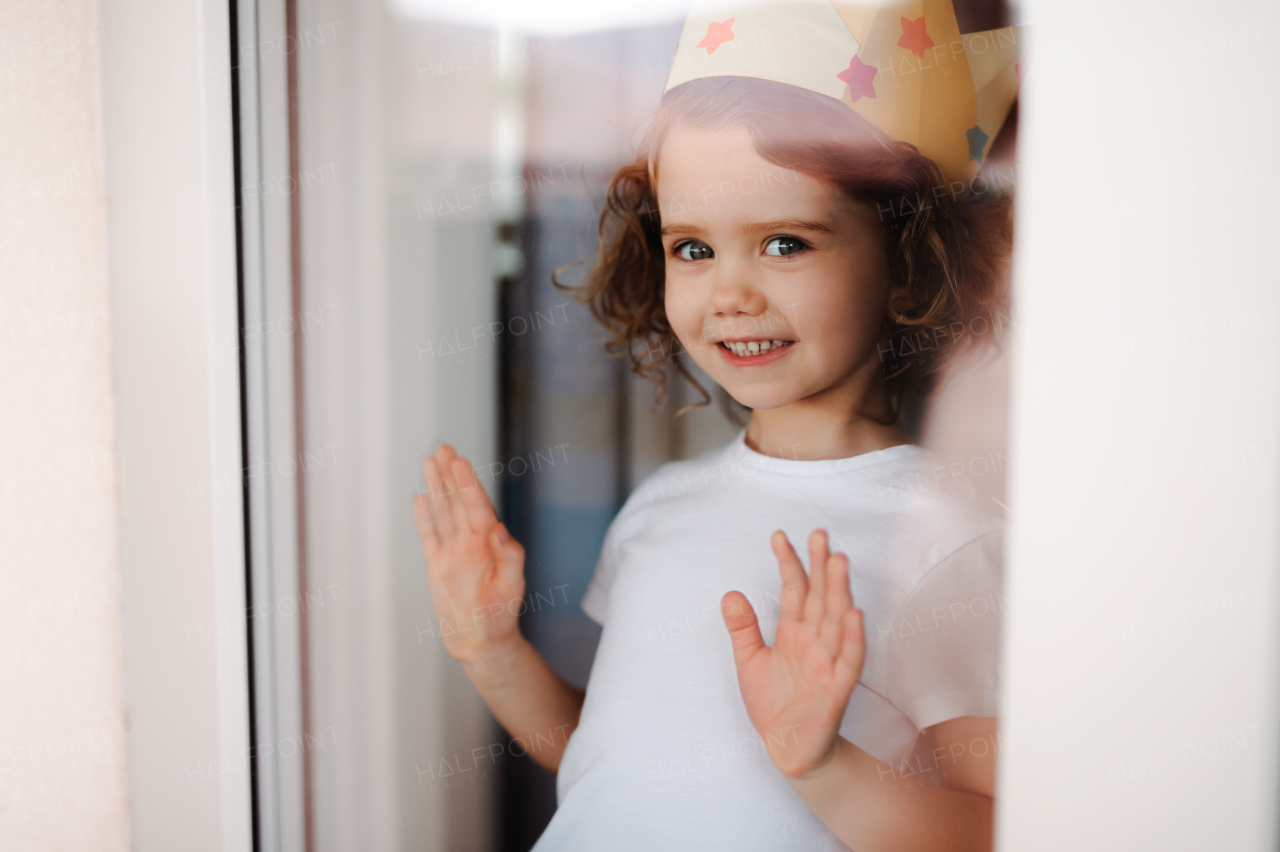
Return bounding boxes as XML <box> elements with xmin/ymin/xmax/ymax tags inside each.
<box><xmin>664</xmin><ymin>286</ymin><xmax>700</xmax><ymax>339</ymax></box>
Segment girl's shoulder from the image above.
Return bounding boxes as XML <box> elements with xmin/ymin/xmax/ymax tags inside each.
<box><xmin>875</xmin><ymin>449</ymin><xmax>1006</xmax><ymax>570</ymax></box>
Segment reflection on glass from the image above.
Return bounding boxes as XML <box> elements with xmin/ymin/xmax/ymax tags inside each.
<box><xmin>294</xmin><ymin>0</ymin><xmax>1018</xmax><ymax>848</ymax></box>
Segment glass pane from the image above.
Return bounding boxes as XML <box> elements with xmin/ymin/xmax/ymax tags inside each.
<box><xmin>293</xmin><ymin>1</ymin><xmax>1018</xmax><ymax>848</ymax></box>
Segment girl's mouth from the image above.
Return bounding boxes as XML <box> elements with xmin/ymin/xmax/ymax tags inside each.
<box><xmin>716</xmin><ymin>339</ymin><xmax>794</xmax><ymax>366</ymax></box>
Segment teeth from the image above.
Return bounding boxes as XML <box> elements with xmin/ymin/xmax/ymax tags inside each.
<box><xmin>723</xmin><ymin>340</ymin><xmax>791</xmax><ymax>357</ymax></box>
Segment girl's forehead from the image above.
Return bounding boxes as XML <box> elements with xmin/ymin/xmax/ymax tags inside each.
<box><xmin>654</xmin><ymin>127</ymin><xmax>847</xmax><ymax>226</ymax></box>
<box><xmin>656</xmin><ymin>123</ymin><xmax>769</xmax><ymax>180</ymax></box>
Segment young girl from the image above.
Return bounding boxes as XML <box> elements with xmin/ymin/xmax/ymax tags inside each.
<box><xmin>414</xmin><ymin>5</ymin><xmax>1016</xmax><ymax>849</ymax></box>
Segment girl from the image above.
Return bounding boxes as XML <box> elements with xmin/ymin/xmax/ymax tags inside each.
<box><xmin>414</xmin><ymin>14</ymin><xmax>1015</xmax><ymax>851</ymax></box>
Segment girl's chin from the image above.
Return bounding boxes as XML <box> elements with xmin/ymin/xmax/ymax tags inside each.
<box><xmin>686</xmin><ymin>357</ymin><xmax>807</xmax><ymax>410</ymax></box>
<box><xmin>717</xmin><ymin>387</ymin><xmax>800</xmax><ymax>412</ymax></box>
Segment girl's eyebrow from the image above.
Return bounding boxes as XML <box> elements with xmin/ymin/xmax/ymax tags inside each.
<box><xmin>660</xmin><ymin>219</ymin><xmax>833</xmax><ymax>238</ymax></box>
<box><xmin>743</xmin><ymin>219</ymin><xmax>833</xmax><ymax>234</ymax></box>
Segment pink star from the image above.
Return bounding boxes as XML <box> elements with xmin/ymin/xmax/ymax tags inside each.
<box><xmin>697</xmin><ymin>18</ymin><xmax>735</xmax><ymax>54</ymax></box>
<box><xmin>897</xmin><ymin>16</ymin><xmax>934</xmax><ymax>58</ymax></box>
<box><xmin>837</xmin><ymin>54</ymin><xmax>877</xmax><ymax>102</ymax></box>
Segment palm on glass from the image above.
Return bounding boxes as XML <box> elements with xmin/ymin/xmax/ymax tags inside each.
<box><xmin>721</xmin><ymin>529</ymin><xmax>866</xmax><ymax>779</ymax></box>
<box><xmin>412</xmin><ymin>444</ymin><xmax>526</xmax><ymax>664</ymax></box>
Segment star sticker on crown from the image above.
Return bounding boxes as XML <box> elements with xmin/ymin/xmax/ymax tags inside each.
<box><xmin>897</xmin><ymin>16</ymin><xmax>934</xmax><ymax>58</ymax></box>
<box><xmin>966</xmin><ymin>125</ymin><xmax>989</xmax><ymax>162</ymax></box>
<box><xmin>837</xmin><ymin>54</ymin><xmax>877</xmax><ymax>102</ymax></box>
<box><xmin>697</xmin><ymin>18</ymin><xmax>735</xmax><ymax>55</ymax></box>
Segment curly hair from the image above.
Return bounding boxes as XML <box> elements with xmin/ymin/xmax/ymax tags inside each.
<box><xmin>559</xmin><ymin>76</ymin><xmax>1013</xmax><ymax>417</ymax></box>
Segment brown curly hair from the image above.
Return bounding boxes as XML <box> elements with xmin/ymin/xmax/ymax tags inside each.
<box><xmin>559</xmin><ymin>76</ymin><xmax>1013</xmax><ymax>418</ymax></box>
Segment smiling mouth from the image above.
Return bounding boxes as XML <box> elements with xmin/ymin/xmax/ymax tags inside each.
<box><xmin>717</xmin><ymin>339</ymin><xmax>794</xmax><ymax>358</ymax></box>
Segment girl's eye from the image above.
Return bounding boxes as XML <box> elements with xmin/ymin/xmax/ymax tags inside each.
<box><xmin>764</xmin><ymin>236</ymin><xmax>806</xmax><ymax>257</ymax></box>
<box><xmin>675</xmin><ymin>240</ymin><xmax>714</xmax><ymax>261</ymax></box>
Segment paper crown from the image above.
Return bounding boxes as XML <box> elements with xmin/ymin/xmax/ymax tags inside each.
<box><xmin>664</xmin><ymin>0</ymin><xmax>1022</xmax><ymax>182</ymax></box>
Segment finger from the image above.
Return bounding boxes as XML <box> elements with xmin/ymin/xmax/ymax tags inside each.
<box><xmin>804</xmin><ymin>529</ymin><xmax>829</xmax><ymax>625</ymax></box>
<box><xmin>452</xmin><ymin>457</ymin><xmax>496</xmax><ymax>533</ymax></box>
<box><xmin>833</xmin><ymin>608</ymin><xmax>867</xmax><ymax>696</ymax></box>
<box><xmin>770</xmin><ymin>531</ymin><xmax>807</xmax><ymax>620</ymax></box>
<box><xmin>819</xmin><ymin>553</ymin><xmax>851</xmax><ymax>657</ymax></box>
<box><xmin>412</xmin><ymin>493</ymin><xmax>439</xmax><ymax>561</ymax></box>
<box><xmin>490</xmin><ymin>523</ymin><xmax>525</xmax><ymax>588</ymax></box>
<box><xmin>435</xmin><ymin>443</ymin><xmax>459</xmax><ymax>468</ymax></box>
<box><xmin>721</xmin><ymin>591</ymin><xmax>767</xmax><ymax>668</ymax></box>
<box><xmin>423</xmin><ymin>458</ymin><xmax>455</xmax><ymax>538</ymax></box>
<box><xmin>439</xmin><ymin>454</ymin><xmax>472</xmax><ymax>534</ymax></box>
<box><xmin>829</xmin><ymin>550</ymin><xmax>849</xmax><ymax>616</ymax></box>
<box><xmin>434</xmin><ymin>443</ymin><xmax>465</xmax><ymax>527</ymax></box>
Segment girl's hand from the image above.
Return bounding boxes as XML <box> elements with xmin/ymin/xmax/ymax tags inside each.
<box><xmin>721</xmin><ymin>529</ymin><xmax>866</xmax><ymax>779</ymax></box>
<box><xmin>413</xmin><ymin>444</ymin><xmax>526</xmax><ymax>665</ymax></box>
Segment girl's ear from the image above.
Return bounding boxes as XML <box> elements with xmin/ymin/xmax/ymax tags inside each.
<box><xmin>885</xmin><ymin>281</ymin><xmax>914</xmax><ymax>320</ymax></box>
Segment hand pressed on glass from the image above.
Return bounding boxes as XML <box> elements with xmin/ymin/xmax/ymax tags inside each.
<box><xmin>721</xmin><ymin>529</ymin><xmax>865</xmax><ymax>779</ymax></box>
<box><xmin>413</xmin><ymin>444</ymin><xmax>526</xmax><ymax>664</ymax></box>
<box><xmin>412</xmin><ymin>444</ymin><xmax>584</xmax><ymax>775</ymax></box>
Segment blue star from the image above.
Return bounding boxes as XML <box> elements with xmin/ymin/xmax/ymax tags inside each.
<box><xmin>966</xmin><ymin>125</ymin><xmax>989</xmax><ymax>163</ymax></box>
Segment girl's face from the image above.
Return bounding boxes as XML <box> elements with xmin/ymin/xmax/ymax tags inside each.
<box><xmin>657</xmin><ymin>124</ymin><xmax>891</xmax><ymax>412</ymax></box>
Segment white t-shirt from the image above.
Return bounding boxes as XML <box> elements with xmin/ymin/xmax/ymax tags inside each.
<box><xmin>532</xmin><ymin>432</ymin><xmax>1005</xmax><ymax>851</ymax></box>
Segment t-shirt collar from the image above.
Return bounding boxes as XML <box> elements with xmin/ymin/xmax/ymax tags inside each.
<box><xmin>726</xmin><ymin>429</ymin><xmax>921</xmax><ymax>476</ymax></box>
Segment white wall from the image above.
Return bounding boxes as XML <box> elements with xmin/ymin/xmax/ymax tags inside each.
<box><xmin>100</xmin><ymin>0</ymin><xmax>253</xmax><ymax>849</ymax></box>
<box><xmin>998</xmin><ymin>1</ymin><xmax>1280</xmax><ymax>849</ymax></box>
<box><xmin>0</xmin><ymin>2</ymin><xmax>130</xmax><ymax>849</ymax></box>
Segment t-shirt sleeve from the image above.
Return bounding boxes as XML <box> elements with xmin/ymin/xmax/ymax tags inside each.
<box><xmin>579</xmin><ymin>517</ymin><xmax>623</xmax><ymax>626</ymax></box>
<box><xmin>884</xmin><ymin>530</ymin><xmax>1005</xmax><ymax>730</ymax></box>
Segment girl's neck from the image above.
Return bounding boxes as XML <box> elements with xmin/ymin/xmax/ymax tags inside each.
<box><xmin>743</xmin><ymin>376</ymin><xmax>910</xmax><ymax>462</ymax></box>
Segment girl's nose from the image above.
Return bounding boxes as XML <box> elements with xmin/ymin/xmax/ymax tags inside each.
<box><xmin>709</xmin><ymin>266</ymin><xmax>768</xmax><ymax>317</ymax></box>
